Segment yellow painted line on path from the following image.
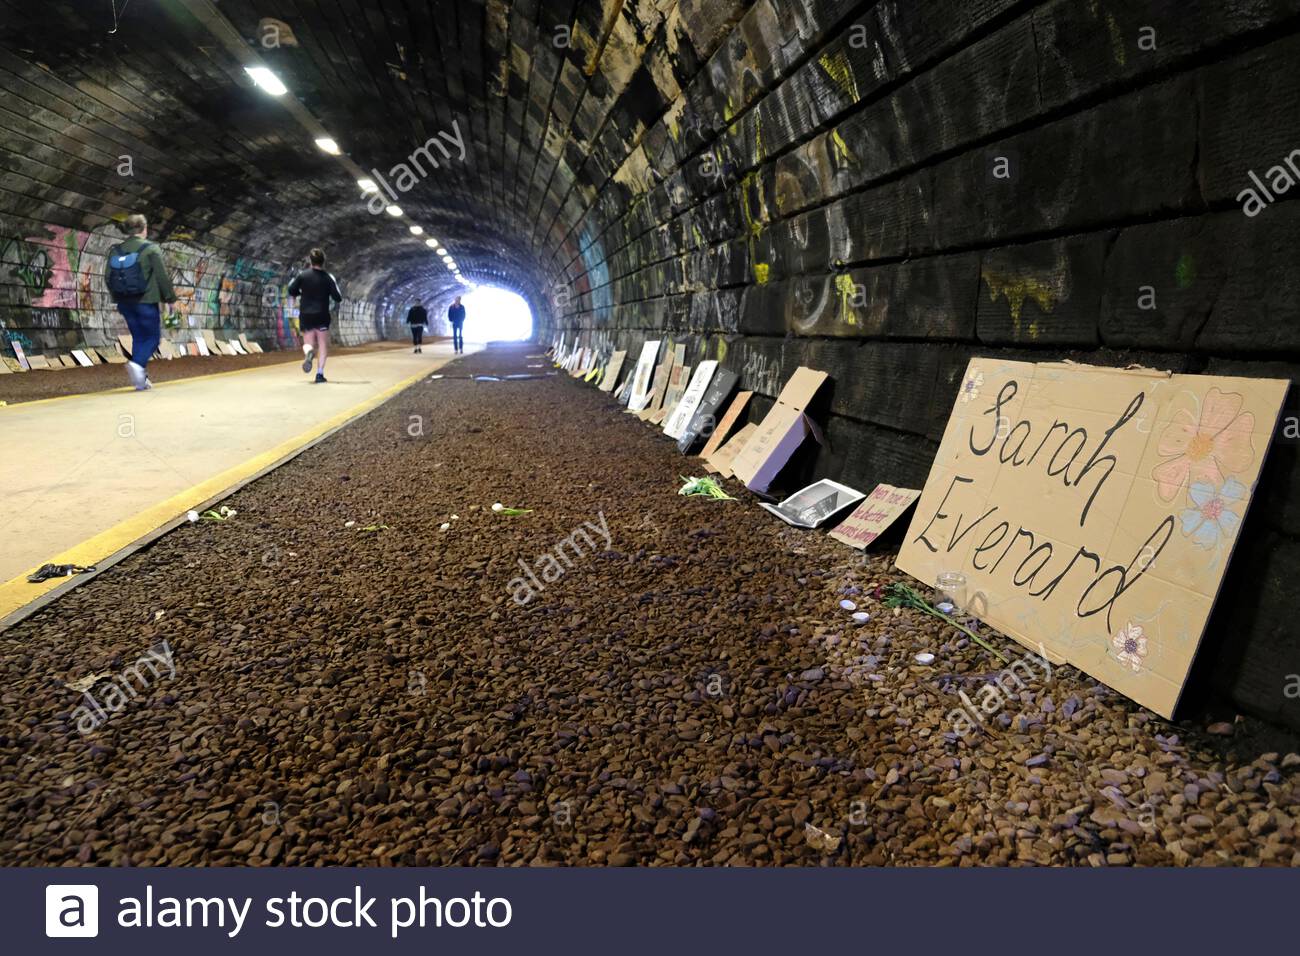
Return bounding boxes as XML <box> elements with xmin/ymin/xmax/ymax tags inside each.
<box><xmin>0</xmin><ymin>363</ymin><xmax>433</xmax><ymax>630</ymax></box>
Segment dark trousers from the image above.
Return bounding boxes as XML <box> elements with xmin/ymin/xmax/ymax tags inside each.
<box><xmin>451</xmin><ymin>321</ymin><xmax>464</xmax><ymax>352</ymax></box>
<box><xmin>117</xmin><ymin>301</ymin><xmax>161</xmax><ymax>370</ymax></box>
<box><xmin>411</xmin><ymin>325</ymin><xmax>424</xmax><ymax>346</ymax></box>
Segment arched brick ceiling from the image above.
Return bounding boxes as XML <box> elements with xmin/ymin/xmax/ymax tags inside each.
<box><xmin>0</xmin><ymin>0</ymin><xmax>747</xmax><ymax>317</ymax></box>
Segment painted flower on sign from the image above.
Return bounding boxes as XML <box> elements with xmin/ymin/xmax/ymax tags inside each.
<box><xmin>1180</xmin><ymin>479</ymin><xmax>1246</xmax><ymax>549</ymax></box>
<box><xmin>1152</xmin><ymin>388</ymin><xmax>1254</xmax><ymax>501</ymax></box>
<box><xmin>960</xmin><ymin>370</ymin><xmax>984</xmax><ymax>403</ymax></box>
<box><xmin>1112</xmin><ymin>622</ymin><xmax>1148</xmax><ymax>673</ymax></box>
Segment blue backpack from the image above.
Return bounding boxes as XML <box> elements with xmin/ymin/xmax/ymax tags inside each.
<box><xmin>107</xmin><ymin>242</ymin><xmax>152</xmax><ymax>299</ymax></box>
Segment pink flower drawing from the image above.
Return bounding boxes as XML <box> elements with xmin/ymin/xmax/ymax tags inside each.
<box><xmin>1152</xmin><ymin>388</ymin><xmax>1255</xmax><ymax>502</ymax></box>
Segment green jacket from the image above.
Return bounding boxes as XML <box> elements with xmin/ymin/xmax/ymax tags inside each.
<box><xmin>106</xmin><ymin>236</ymin><xmax>177</xmax><ymax>304</ymax></box>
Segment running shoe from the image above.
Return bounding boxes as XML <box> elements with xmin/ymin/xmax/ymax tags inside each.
<box><xmin>302</xmin><ymin>347</ymin><xmax>315</xmax><ymax>373</ymax></box>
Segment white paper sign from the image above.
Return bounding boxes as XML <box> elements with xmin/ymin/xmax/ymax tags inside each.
<box><xmin>627</xmin><ymin>340</ymin><xmax>661</xmax><ymax>411</ymax></box>
<box><xmin>664</xmin><ymin>361</ymin><xmax>719</xmax><ymax>440</ymax></box>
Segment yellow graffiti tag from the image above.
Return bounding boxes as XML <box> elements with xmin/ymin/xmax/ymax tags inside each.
<box><xmin>754</xmin><ymin>263</ymin><xmax>770</xmax><ymax>284</ymax></box>
<box><xmin>830</xmin><ymin>128</ymin><xmax>855</xmax><ymax>167</ymax></box>
<box><xmin>834</xmin><ymin>272</ymin><xmax>858</xmax><ymax>326</ymax></box>
<box><xmin>982</xmin><ymin>270</ymin><xmax>1063</xmax><ymax>329</ymax></box>
<box><xmin>818</xmin><ymin>50</ymin><xmax>860</xmax><ymax>105</ymax></box>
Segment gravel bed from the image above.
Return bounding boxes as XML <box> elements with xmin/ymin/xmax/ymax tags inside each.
<box><xmin>0</xmin><ymin>342</ymin><xmax>1296</xmax><ymax>866</ymax></box>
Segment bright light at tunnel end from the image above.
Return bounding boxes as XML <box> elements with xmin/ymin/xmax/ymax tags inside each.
<box><xmin>459</xmin><ymin>285</ymin><xmax>531</xmax><ymax>341</ymax></box>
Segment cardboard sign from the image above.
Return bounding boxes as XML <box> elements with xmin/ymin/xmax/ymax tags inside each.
<box><xmin>829</xmin><ymin>484</ymin><xmax>921</xmax><ymax>549</ymax></box>
<box><xmin>627</xmin><ymin>340</ymin><xmax>661</xmax><ymax>411</ymax></box>
<box><xmin>731</xmin><ymin>368</ymin><xmax>829</xmax><ymax>492</ymax></box>
<box><xmin>599</xmin><ymin>350</ymin><xmax>626</xmax><ymax>392</ymax></box>
<box><xmin>665</xmin><ymin>361</ymin><xmax>719</xmax><ymax>440</ymax></box>
<box><xmin>700</xmin><ymin>390</ymin><xmax>752</xmax><ymax>459</ymax></box>
<box><xmin>652</xmin><ymin>365</ymin><xmax>689</xmax><ymax>426</ymax></box>
<box><xmin>637</xmin><ymin>348</ymin><xmax>676</xmax><ymax>419</ymax></box>
<box><xmin>761</xmin><ymin>479</ymin><xmax>865</xmax><ymax>528</ymax></box>
<box><xmin>896</xmin><ymin>358</ymin><xmax>1288</xmax><ymax>718</ymax></box>
<box><xmin>706</xmin><ymin>422</ymin><xmax>759</xmax><ymax>476</ymax></box>
<box><xmin>678</xmin><ymin>369</ymin><xmax>739</xmax><ymax>453</ymax></box>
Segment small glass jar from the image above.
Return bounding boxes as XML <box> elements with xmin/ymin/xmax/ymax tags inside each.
<box><xmin>936</xmin><ymin>571</ymin><xmax>968</xmax><ymax>612</ymax></box>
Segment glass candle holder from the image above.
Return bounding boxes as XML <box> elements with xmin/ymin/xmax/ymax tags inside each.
<box><xmin>935</xmin><ymin>570</ymin><xmax>968</xmax><ymax>612</ymax></box>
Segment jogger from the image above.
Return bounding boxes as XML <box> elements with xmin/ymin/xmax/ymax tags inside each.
<box><xmin>288</xmin><ymin>248</ymin><xmax>342</xmax><ymax>383</ymax></box>
<box><xmin>104</xmin><ymin>213</ymin><xmax>176</xmax><ymax>391</ymax></box>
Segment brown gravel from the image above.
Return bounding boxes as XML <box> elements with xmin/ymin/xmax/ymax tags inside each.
<box><xmin>0</xmin><ymin>339</ymin><xmax>426</xmax><ymax>406</ymax></box>
<box><xmin>0</xmin><ymin>342</ymin><xmax>1297</xmax><ymax>866</ymax></box>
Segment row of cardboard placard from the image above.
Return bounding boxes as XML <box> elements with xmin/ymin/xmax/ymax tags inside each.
<box><xmin>3</xmin><ymin>330</ymin><xmax>263</xmax><ymax>373</ymax></box>
<box><xmin>550</xmin><ymin>332</ymin><xmax>1293</xmax><ymax>722</ymax></box>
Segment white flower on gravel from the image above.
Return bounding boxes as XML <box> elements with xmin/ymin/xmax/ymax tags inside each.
<box><xmin>345</xmin><ymin>520</ymin><xmax>356</xmax><ymax>528</ymax></box>
<box><xmin>451</xmin><ymin>514</ymin><xmax>460</xmax><ymax>520</ymax></box>
<box><xmin>491</xmin><ymin>502</ymin><xmax>504</xmax><ymax>512</ymax></box>
<box><xmin>1112</xmin><ymin>621</ymin><xmax>1148</xmax><ymax>672</ymax></box>
<box><xmin>439</xmin><ymin>522</ymin><xmax>451</xmax><ymax>531</ymax></box>
<box><xmin>186</xmin><ymin>510</ymin><xmax>199</xmax><ymax>523</ymax></box>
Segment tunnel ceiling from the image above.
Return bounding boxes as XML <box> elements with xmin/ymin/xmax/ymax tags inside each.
<box><xmin>0</xmin><ymin>0</ymin><xmax>747</xmax><ymax>309</ymax></box>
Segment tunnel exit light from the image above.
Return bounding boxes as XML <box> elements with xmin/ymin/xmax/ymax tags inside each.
<box><xmin>244</xmin><ymin>66</ymin><xmax>288</xmax><ymax>96</ymax></box>
<box><xmin>462</xmin><ymin>285</ymin><xmax>531</xmax><ymax>341</ymax></box>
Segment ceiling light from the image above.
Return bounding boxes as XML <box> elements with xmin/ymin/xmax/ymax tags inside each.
<box><xmin>385</xmin><ymin>205</ymin><xmax>402</xmax><ymax>217</ymax></box>
<box><xmin>436</xmin><ymin>248</ymin><xmax>447</xmax><ymax>256</ymax></box>
<box><xmin>314</xmin><ymin>136</ymin><xmax>340</xmax><ymax>155</ymax></box>
<box><xmin>409</xmin><ymin>225</ymin><xmax>423</xmax><ymax>235</ymax></box>
<box><xmin>358</xmin><ymin>179</ymin><xmax>379</xmax><ymax>193</ymax></box>
<box><xmin>245</xmin><ymin>66</ymin><xmax>288</xmax><ymax>96</ymax></box>
<box><xmin>425</xmin><ymin>238</ymin><xmax>438</xmax><ymax>248</ymax></box>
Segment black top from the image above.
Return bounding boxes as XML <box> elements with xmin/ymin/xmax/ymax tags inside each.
<box><xmin>406</xmin><ymin>306</ymin><xmax>428</xmax><ymax>326</ymax></box>
<box><xmin>448</xmin><ymin>303</ymin><xmax>466</xmax><ymax>324</ymax></box>
<box><xmin>288</xmin><ymin>267</ymin><xmax>342</xmax><ymax>317</ymax></box>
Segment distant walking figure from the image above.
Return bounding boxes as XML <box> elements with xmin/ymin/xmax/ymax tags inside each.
<box><xmin>105</xmin><ymin>213</ymin><xmax>177</xmax><ymax>391</ymax></box>
<box><xmin>448</xmin><ymin>295</ymin><xmax>466</xmax><ymax>354</ymax></box>
<box><xmin>406</xmin><ymin>300</ymin><xmax>428</xmax><ymax>353</ymax></box>
<box><xmin>288</xmin><ymin>248</ymin><xmax>342</xmax><ymax>383</ymax></box>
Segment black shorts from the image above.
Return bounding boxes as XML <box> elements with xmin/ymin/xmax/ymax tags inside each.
<box><xmin>300</xmin><ymin>314</ymin><xmax>331</xmax><ymax>332</ymax></box>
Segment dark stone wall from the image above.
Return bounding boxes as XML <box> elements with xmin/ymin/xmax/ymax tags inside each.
<box><xmin>540</xmin><ymin>0</ymin><xmax>1300</xmax><ymax>727</ymax></box>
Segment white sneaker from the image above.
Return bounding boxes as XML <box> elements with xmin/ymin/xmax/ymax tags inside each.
<box><xmin>127</xmin><ymin>361</ymin><xmax>146</xmax><ymax>388</ymax></box>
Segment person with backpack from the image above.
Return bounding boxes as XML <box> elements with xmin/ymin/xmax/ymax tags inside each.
<box><xmin>287</xmin><ymin>248</ymin><xmax>342</xmax><ymax>383</ymax></box>
<box><xmin>406</xmin><ymin>300</ymin><xmax>428</xmax><ymax>353</ymax></box>
<box><xmin>448</xmin><ymin>295</ymin><xmax>466</xmax><ymax>354</ymax></box>
<box><xmin>104</xmin><ymin>214</ymin><xmax>177</xmax><ymax>390</ymax></box>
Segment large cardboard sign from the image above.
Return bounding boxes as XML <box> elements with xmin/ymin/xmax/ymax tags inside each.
<box><xmin>706</xmin><ymin>422</ymin><xmax>759</xmax><ymax>476</ymax></box>
<box><xmin>627</xmin><ymin>340</ymin><xmax>661</xmax><ymax>411</ymax></box>
<box><xmin>598</xmin><ymin>350</ymin><xmax>626</xmax><ymax>392</ymax></box>
<box><xmin>829</xmin><ymin>484</ymin><xmax>921</xmax><ymax>550</ymax></box>
<box><xmin>678</xmin><ymin>369</ymin><xmax>739</xmax><ymax>453</ymax></box>
<box><xmin>665</xmin><ymin>361</ymin><xmax>719</xmax><ymax>440</ymax></box>
<box><xmin>731</xmin><ymin>368</ymin><xmax>828</xmax><ymax>492</ymax></box>
<box><xmin>896</xmin><ymin>358</ymin><xmax>1288</xmax><ymax>718</ymax></box>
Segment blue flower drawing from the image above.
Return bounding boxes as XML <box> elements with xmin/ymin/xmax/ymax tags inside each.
<box><xmin>1180</xmin><ymin>478</ymin><xmax>1245</xmax><ymax>549</ymax></box>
